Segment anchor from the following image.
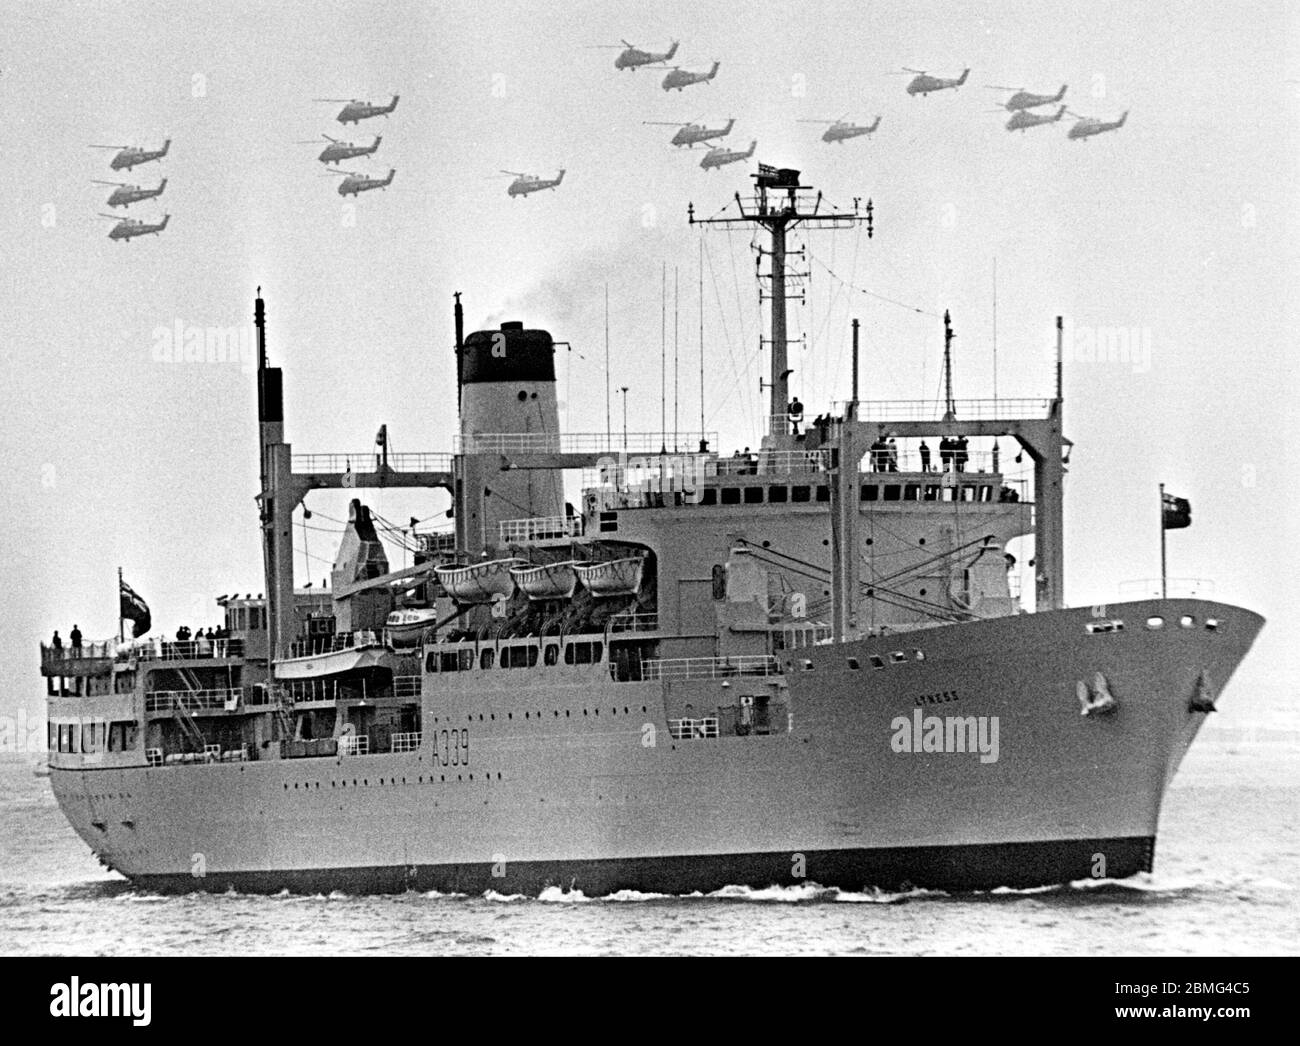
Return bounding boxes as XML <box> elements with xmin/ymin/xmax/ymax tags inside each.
<box><xmin>1188</xmin><ymin>669</ymin><xmax>1216</xmax><ymax>713</ymax></box>
<box><xmin>1077</xmin><ymin>672</ymin><xmax>1118</xmax><ymax>717</ymax></box>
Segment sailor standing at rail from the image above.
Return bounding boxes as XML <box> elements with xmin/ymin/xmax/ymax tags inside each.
<box><xmin>919</xmin><ymin>440</ymin><xmax>931</xmax><ymax>472</ymax></box>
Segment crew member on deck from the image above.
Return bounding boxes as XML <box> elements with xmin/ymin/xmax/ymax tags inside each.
<box><xmin>919</xmin><ymin>441</ymin><xmax>931</xmax><ymax>472</ymax></box>
<box><xmin>788</xmin><ymin>397</ymin><xmax>804</xmax><ymax>436</ymax></box>
<box><xmin>869</xmin><ymin>436</ymin><xmax>888</xmax><ymax>471</ymax></box>
<box><xmin>70</xmin><ymin>625</ymin><xmax>82</xmax><ymax>652</ymax></box>
<box><xmin>956</xmin><ymin>435</ymin><xmax>969</xmax><ymax>472</ymax></box>
<box><xmin>939</xmin><ymin>437</ymin><xmax>953</xmax><ymax>472</ymax></box>
<box><xmin>51</xmin><ymin>630</ymin><xmax>62</xmax><ymax>652</ymax></box>
<box><xmin>887</xmin><ymin>438</ymin><xmax>899</xmax><ymax>473</ymax></box>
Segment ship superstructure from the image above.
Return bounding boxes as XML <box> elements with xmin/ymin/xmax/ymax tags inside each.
<box><xmin>40</xmin><ymin>168</ymin><xmax>1263</xmax><ymax>895</ymax></box>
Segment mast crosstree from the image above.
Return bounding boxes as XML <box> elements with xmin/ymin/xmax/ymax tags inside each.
<box><xmin>689</xmin><ymin>165</ymin><xmax>873</xmax><ymax>448</ymax></box>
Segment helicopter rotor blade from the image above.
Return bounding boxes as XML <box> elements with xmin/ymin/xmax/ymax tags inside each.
<box><xmin>984</xmin><ymin>85</ymin><xmax>1022</xmax><ymax>91</ymax></box>
<box><xmin>91</xmin><ymin>180</ymin><xmax>127</xmax><ymax>186</ymax></box>
<box><xmin>96</xmin><ymin>213</ymin><xmax>123</xmax><ymax>221</ymax></box>
<box><xmin>89</xmin><ymin>144</ymin><xmax>128</xmax><ymax>149</ymax></box>
<box><xmin>499</xmin><ymin>170</ymin><xmax>526</xmax><ymax>177</ymax></box>
<box><xmin>901</xmin><ymin>67</ymin><xmax>925</xmax><ymax>74</ymax></box>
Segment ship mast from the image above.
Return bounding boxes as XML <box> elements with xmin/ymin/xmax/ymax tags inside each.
<box><xmin>689</xmin><ymin>166</ymin><xmax>872</xmax><ymax>450</ymax></box>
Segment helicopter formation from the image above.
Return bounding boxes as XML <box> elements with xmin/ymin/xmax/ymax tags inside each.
<box><xmin>304</xmin><ymin>96</ymin><xmax>400</xmax><ymax>197</ymax></box>
<box><xmin>89</xmin><ymin>138</ymin><xmax>172</xmax><ymax>241</ymax></box>
<box><xmin>982</xmin><ymin>82</ymin><xmax>1127</xmax><ymax>137</ymax></box>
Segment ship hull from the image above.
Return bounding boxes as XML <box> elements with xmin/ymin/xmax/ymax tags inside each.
<box><xmin>49</xmin><ymin>598</ymin><xmax>1261</xmax><ymax>896</ymax></box>
<box><xmin>123</xmin><ymin>836</ymin><xmax>1154</xmax><ymax>896</ymax></box>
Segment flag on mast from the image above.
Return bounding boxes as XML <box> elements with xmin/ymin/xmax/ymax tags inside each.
<box><xmin>1161</xmin><ymin>492</ymin><xmax>1192</xmax><ymax>530</ymax></box>
<box><xmin>119</xmin><ymin>578</ymin><xmax>152</xmax><ymax>638</ymax></box>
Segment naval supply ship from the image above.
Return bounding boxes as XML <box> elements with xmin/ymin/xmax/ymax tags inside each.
<box><xmin>40</xmin><ymin>168</ymin><xmax>1262</xmax><ymax>895</ymax></box>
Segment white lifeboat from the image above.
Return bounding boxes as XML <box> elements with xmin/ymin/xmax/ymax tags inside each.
<box><xmin>435</xmin><ymin>559</ymin><xmax>522</xmax><ymax>603</ymax></box>
<box><xmin>385</xmin><ymin>607</ymin><xmax>440</xmax><ymax>646</ymax></box>
<box><xmin>510</xmin><ymin>561</ymin><xmax>580</xmax><ymax>601</ymax></box>
<box><xmin>574</xmin><ymin>556</ymin><xmax>645</xmax><ymax>598</ymax></box>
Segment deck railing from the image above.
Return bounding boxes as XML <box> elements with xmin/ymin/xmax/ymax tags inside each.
<box><xmin>644</xmin><ymin>656</ymin><xmax>780</xmax><ymax>681</ymax></box>
<box><xmin>291</xmin><ymin>452</ymin><xmax>453</xmax><ymax>474</ymax></box>
<box><xmin>145</xmin><ymin>689</ymin><xmax>242</xmax><ymax>713</ymax></box>
<box><xmin>668</xmin><ymin>716</ymin><xmax>720</xmax><ymax>740</ymax></box>
<box><xmin>498</xmin><ymin>516</ymin><xmax>584</xmax><ymax>543</ymax></box>
<box><xmin>457</xmin><ymin>431</ymin><xmax>717</xmax><ymax>455</ymax></box>
<box><xmin>391</xmin><ymin>732</ymin><xmax>422</xmax><ymax>753</ymax></box>
<box><xmin>116</xmin><ymin>638</ymin><xmax>245</xmax><ymax>663</ymax></box>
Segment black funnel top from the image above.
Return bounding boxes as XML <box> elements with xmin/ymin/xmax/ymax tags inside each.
<box><xmin>460</xmin><ymin>325</ymin><xmax>555</xmax><ymax>384</ymax></box>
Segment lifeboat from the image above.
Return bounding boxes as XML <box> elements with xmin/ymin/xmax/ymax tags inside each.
<box><xmin>434</xmin><ymin>558</ymin><xmax>522</xmax><ymax>603</ymax></box>
<box><xmin>510</xmin><ymin>561</ymin><xmax>580</xmax><ymax>601</ymax></box>
<box><xmin>385</xmin><ymin>607</ymin><xmax>440</xmax><ymax>646</ymax></box>
<box><xmin>274</xmin><ymin>632</ymin><xmax>394</xmax><ymax>680</ymax></box>
<box><xmin>574</xmin><ymin>556</ymin><xmax>645</xmax><ymax>598</ymax></box>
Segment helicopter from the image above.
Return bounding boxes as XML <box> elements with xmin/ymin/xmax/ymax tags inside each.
<box><xmin>602</xmin><ymin>39</ymin><xmax>679</xmax><ymax>71</ymax></box>
<box><xmin>662</xmin><ymin>62</ymin><xmax>720</xmax><ymax>92</ymax></box>
<box><xmin>1066</xmin><ymin>109</ymin><xmax>1128</xmax><ymax>140</ymax></box>
<box><xmin>900</xmin><ymin>68</ymin><xmax>969</xmax><ymax>96</ymax></box>
<box><xmin>300</xmin><ymin>134</ymin><xmax>382</xmax><ymax>165</ymax></box>
<box><xmin>699</xmin><ymin>139</ymin><xmax>755</xmax><ymax>171</ymax></box>
<box><xmin>502</xmin><ymin>170</ymin><xmax>565</xmax><ymax>197</ymax></box>
<box><xmin>798</xmin><ymin>116</ymin><xmax>881</xmax><ymax>144</ymax></box>
<box><xmin>92</xmin><ymin>178</ymin><xmax>167</xmax><ymax>208</ymax></box>
<box><xmin>986</xmin><ymin>83</ymin><xmax>1067</xmax><ymax>111</ymax></box>
<box><xmin>98</xmin><ymin>213</ymin><xmax>169</xmax><ymax>241</ymax></box>
<box><xmin>315</xmin><ymin>95</ymin><xmax>400</xmax><ymax>125</ymax></box>
<box><xmin>643</xmin><ymin>117</ymin><xmax>734</xmax><ymax>148</ymax></box>
<box><xmin>327</xmin><ymin>168</ymin><xmax>396</xmax><ymax>195</ymax></box>
<box><xmin>1005</xmin><ymin>105</ymin><xmax>1066</xmax><ymax>133</ymax></box>
<box><xmin>90</xmin><ymin>139</ymin><xmax>170</xmax><ymax>171</ymax></box>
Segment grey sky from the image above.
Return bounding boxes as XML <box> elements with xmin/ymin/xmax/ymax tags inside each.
<box><xmin>2</xmin><ymin>0</ymin><xmax>1297</xmax><ymax>732</ymax></box>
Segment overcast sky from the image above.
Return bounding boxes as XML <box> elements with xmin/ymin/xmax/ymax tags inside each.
<box><xmin>2</xmin><ymin>0</ymin><xmax>1297</xmax><ymax>734</ymax></box>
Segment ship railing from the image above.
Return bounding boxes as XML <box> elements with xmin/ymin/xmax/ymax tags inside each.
<box><xmin>498</xmin><ymin>516</ymin><xmax>584</xmax><ymax>544</ymax></box>
<box><xmin>456</xmin><ymin>431</ymin><xmax>717</xmax><ymax>455</ymax></box>
<box><xmin>286</xmin><ymin>631</ymin><xmax>383</xmax><ymax>658</ymax></box>
<box><xmin>41</xmin><ymin>639</ymin><xmax>117</xmax><ymax>668</ymax></box>
<box><xmin>145</xmin><ymin>689</ymin><xmax>243</xmax><ymax>713</ymax></box>
<box><xmin>1117</xmin><ymin>578</ymin><xmax>1216</xmax><ymax>600</ymax></box>
<box><xmin>393</xmin><ymin>675</ymin><xmax>422</xmax><ymax>699</ymax></box>
<box><xmin>391</xmin><ymin>732</ymin><xmax>422</xmax><ymax>753</ymax></box>
<box><xmin>607</xmin><ymin>612</ymin><xmax>658</xmax><ymax>634</ymax></box>
<box><xmin>714</xmin><ymin>449</ymin><xmax>832</xmax><ymax>475</ymax></box>
<box><xmin>338</xmin><ymin>735</ymin><xmax>370</xmax><ymax>757</ymax></box>
<box><xmin>118</xmin><ymin>638</ymin><xmax>245</xmax><ymax>663</ymax></box>
<box><xmin>838</xmin><ymin>398</ymin><xmax>1054</xmax><ymax>422</ymax></box>
<box><xmin>644</xmin><ymin>655</ymin><xmax>780</xmax><ymax>681</ymax></box>
<box><xmin>145</xmin><ymin>748</ymin><xmax>164</xmax><ymax>767</ymax></box>
<box><xmin>773</xmin><ymin>624</ymin><xmax>834</xmax><ymax>652</ymax></box>
<box><xmin>291</xmin><ymin>452</ymin><xmax>453</xmax><ymax>474</ymax></box>
<box><xmin>668</xmin><ymin>716</ymin><xmax>720</xmax><ymax>740</ymax></box>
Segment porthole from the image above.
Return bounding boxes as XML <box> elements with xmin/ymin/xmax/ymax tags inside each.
<box><xmin>912</xmin><ymin>649</ymin><xmax>926</xmax><ymax>661</ymax></box>
<box><xmin>1205</xmin><ymin>618</ymin><xmax>1220</xmax><ymax>632</ymax></box>
<box><xmin>1179</xmin><ymin>615</ymin><xmax>1195</xmax><ymax>629</ymax></box>
<box><xmin>1146</xmin><ymin>616</ymin><xmax>1165</xmax><ymax>630</ymax></box>
<box><xmin>846</xmin><ymin>657</ymin><xmax>861</xmax><ymax>670</ymax></box>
